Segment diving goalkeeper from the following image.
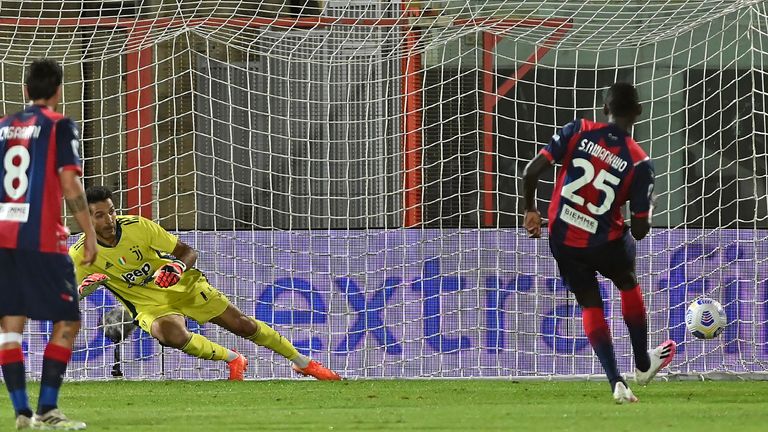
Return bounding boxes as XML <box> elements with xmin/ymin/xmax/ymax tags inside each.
<box><xmin>70</xmin><ymin>186</ymin><xmax>341</xmax><ymax>381</ymax></box>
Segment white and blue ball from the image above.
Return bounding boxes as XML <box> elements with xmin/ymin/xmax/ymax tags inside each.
<box><xmin>685</xmin><ymin>297</ymin><xmax>727</xmax><ymax>340</ymax></box>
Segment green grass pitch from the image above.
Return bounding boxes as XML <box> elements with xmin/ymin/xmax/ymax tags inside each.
<box><xmin>1</xmin><ymin>380</ymin><xmax>766</xmax><ymax>431</ymax></box>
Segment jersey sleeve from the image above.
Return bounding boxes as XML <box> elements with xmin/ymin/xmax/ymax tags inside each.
<box><xmin>630</xmin><ymin>160</ymin><xmax>655</xmax><ymax>219</ymax></box>
<box><xmin>56</xmin><ymin>118</ymin><xmax>82</xmax><ymax>175</ymax></box>
<box><xmin>139</xmin><ymin>216</ymin><xmax>179</xmax><ymax>254</ymax></box>
<box><xmin>539</xmin><ymin>120</ymin><xmax>581</xmax><ymax>164</ymax></box>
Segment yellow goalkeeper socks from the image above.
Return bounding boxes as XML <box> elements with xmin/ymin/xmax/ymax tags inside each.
<box><xmin>180</xmin><ymin>333</ymin><xmax>232</xmax><ymax>362</ymax></box>
<box><xmin>247</xmin><ymin>318</ymin><xmax>309</xmax><ymax>367</ymax></box>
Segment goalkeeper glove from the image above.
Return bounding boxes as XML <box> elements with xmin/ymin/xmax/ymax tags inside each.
<box><xmin>153</xmin><ymin>260</ymin><xmax>186</xmax><ymax>288</ymax></box>
<box><xmin>78</xmin><ymin>273</ymin><xmax>109</xmax><ymax>299</ymax></box>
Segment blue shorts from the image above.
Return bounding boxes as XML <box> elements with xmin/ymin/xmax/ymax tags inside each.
<box><xmin>0</xmin><ymin>249</ymin><xmax>80</xmax><ymax>321</ymax></box>
<box><xmin>549</xmin><ymin>231</ymin><xmax>637</xmax><ymax>293</ymax></box>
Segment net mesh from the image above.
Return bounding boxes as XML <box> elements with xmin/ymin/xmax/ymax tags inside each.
<box><xmin>0</xmin><ymin>0</ymin><xmax>766</xmax><ymax>379</ymax></box>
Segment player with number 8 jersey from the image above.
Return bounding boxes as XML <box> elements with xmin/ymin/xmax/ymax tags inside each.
<box><xmin>0</xmin><ymin>93</ymin><xmax>81</xmax><ymax>253</ymax></box>
<box><xmin>0</xmin><ymin>58</ymin><xmax>98</xmax><ymax>430</ymax></box>
<box><xmin>521</xmin><ymin>83</ymin><xmax>676</xmax><ymax>404</ymax></box>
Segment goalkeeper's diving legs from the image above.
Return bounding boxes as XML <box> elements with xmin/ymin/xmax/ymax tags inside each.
<box><xmin>149</xmin><ymin>314</ymin><xmax>246</xmax><ymax>380</ymax></box>
<box><xmin>209</xmin><ymin>304</ymin><xmax>342</xmax><ymax>380</ymax></box>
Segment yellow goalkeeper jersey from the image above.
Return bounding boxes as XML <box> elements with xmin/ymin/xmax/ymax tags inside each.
<box><xmin>69</xmin><ymin>215</ymin><xmax>206</xmax><ymax>316</ymax></box>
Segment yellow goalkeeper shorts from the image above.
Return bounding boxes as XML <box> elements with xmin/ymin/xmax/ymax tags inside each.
<box><xmin>134</xmin><ymin>279</ymin><xmax>230</xmax><ymax>334</ymax></box>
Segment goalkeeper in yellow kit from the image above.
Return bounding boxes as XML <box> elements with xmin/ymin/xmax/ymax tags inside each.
<box><xmin>69</xmin><ymin>186</ymin><xmax>341</xmax><ymax>381</ymax></box>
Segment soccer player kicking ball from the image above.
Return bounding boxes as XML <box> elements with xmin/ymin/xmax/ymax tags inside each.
<box><xmin>521</xmin><ymin>83</ymin><xmax>676</xmax><ymax>403</ymax></box>
<box><xmin>70</xmin><ymin>186</ymin><xmax>341</xmax><ymax>382</ymax></box>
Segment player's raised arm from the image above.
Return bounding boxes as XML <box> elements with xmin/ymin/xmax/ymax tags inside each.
<box><xmin>56</xmin><ymin>115</ymin><xmax>97</xmax><ymax>266</ymax></box>
<box><xmin>60</xmin><ymin>170</ymin><xmax>97</xmax><ymax>266</ymax></box>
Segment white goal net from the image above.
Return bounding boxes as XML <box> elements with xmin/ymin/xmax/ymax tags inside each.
<box><xmin>0</xmin><ymin>0</ymin><xmax>766</xmax><ymax>379</ymax></box>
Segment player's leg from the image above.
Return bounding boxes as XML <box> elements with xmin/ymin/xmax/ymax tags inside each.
<box><xmin>610</xmin><ymin>268</ymin><xmax>652</xmax><ymax>373</ymax></box>
<box><xmin>0</xmin><ymin>315</ymin><xmax>34</xmax><ymax>427</ymax></box>
<box><xmin>573</xmin><ymin>287</ymin><xmax>638</xmax><ymax>403</ymax></box>
<box><xmin>208</xmin><ymin>304</ymin><xmax>303</xmax><ymax>359</ymax></box>
<box><xmin>21</xmin><ymin>251</ymin><xmax>86</xmax><ymax>430</ymax></box>
<box><xmin>572</xmin><ymin>287</ymin><xmax>627</xmax><ymax>385</ymax></box>
<box><xmin>37</xmin><ymin>320</ymin><xmax>80</xmax><ymax>415</ymax></box>
<box><xmin>601</xmin><ymin>234</ymin><xmax>675</xmax><ymax>385</ymax></box>
<box><xmin>0</xmin><ymin>249</ymin><xmax>34</xmax><ymax>428</ymax></box>
<box><xmin>207</xmin><ymin>301</ymin><xmax>341</xmax><ymax>380</ymax></box>
<box><xmin>550</xmin><ymin>240</ymin><xmax>632</xmax><ymax>401</ymax></box>
<box><xmin>145</xmin><ymin>313</ymin><xmax>238</xmax><ymax>363</ymax></box>
<box><xmin>600</xmin><ymin>233</ymin><xmax>651</xmax><ymax>372</ymax></box>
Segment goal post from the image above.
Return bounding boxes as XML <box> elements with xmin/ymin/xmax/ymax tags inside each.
<box><xmin>0</xmin><ymin>1</ymin><xmax>766</xmax><ymax>380</ymax></box>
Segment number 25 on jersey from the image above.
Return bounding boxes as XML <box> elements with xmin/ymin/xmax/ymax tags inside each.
<box><xmin>560</xmin><ymin>158</ymin><xmax>620</xmax><ymax>216</ymax></box>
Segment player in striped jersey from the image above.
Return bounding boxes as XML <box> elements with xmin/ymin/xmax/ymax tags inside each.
<box><xmin>522</xmin><ymin>83</ymin><xmax>676</xmax><ymax>403</ymax></box>
<box><xmin>0</xmin><ymin>58</ymin><xmax>98</xmax><ymax>430</ymax></box>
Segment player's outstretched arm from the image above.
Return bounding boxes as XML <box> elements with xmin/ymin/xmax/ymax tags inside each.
<box><xmin>521</xmin><ymin>154</ymin><xmax>552</xmax><ymax>238</ymax></box>
<box><xmin>61</xmin><ymin>169</ymin><xmax>98</xmax><ymax>265</ymax></box>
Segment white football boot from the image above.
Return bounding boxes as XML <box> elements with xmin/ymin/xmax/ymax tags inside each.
<box><xmin>31</xmin><ymin>409</ymin><xmax>86</xmax><ymax>430</ymax></box>
<box><xmin>634</xmin><ymin>339</ymin><xmax>677</xmax><ymax>386</ymax></box>
<box><xmin>612</xmin><ymin>381</ymin><xmax>639</xmax><ymax>404</ymax></box>
<box><xmin>15</xmin><ymin>414</ymin><xmax>32</xmax><ymax>430</ymax></box>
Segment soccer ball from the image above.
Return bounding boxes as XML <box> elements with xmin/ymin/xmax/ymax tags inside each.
<box><xmin>685</xmin><ymin>298</ymin><xmax>727</xmax><ymax>339</ymax></box>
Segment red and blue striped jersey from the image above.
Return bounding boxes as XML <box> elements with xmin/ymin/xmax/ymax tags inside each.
<box><xmin>0</xmin><ymin>105</ymin><xmax>82</xmax><ymax>254</ymax></box>
<box><xmin>540</xmin><ymin>119</ymin><xmax>654</xmax><ymax>248</ymax></box>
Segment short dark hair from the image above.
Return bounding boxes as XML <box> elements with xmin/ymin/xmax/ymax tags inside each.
<box><xmin>86</xmin><ymin>185</ymin><xmax>113</xmax><ymax>204</ymax></box>
<box><xmin>604</xmin><ymin>82</ymin><xmax>640</xmax><ymax>117</ymax></box>
<box><xmin>25</xmin><ymin>58</ymin><xmax>63</xmax><ymax>100</ymax></box>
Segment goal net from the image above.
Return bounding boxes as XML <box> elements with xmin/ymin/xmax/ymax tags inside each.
<box><xmin>1</xmin><ymin>0</ymin><xmax>766</xmax><ymax>380</ymax></box>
